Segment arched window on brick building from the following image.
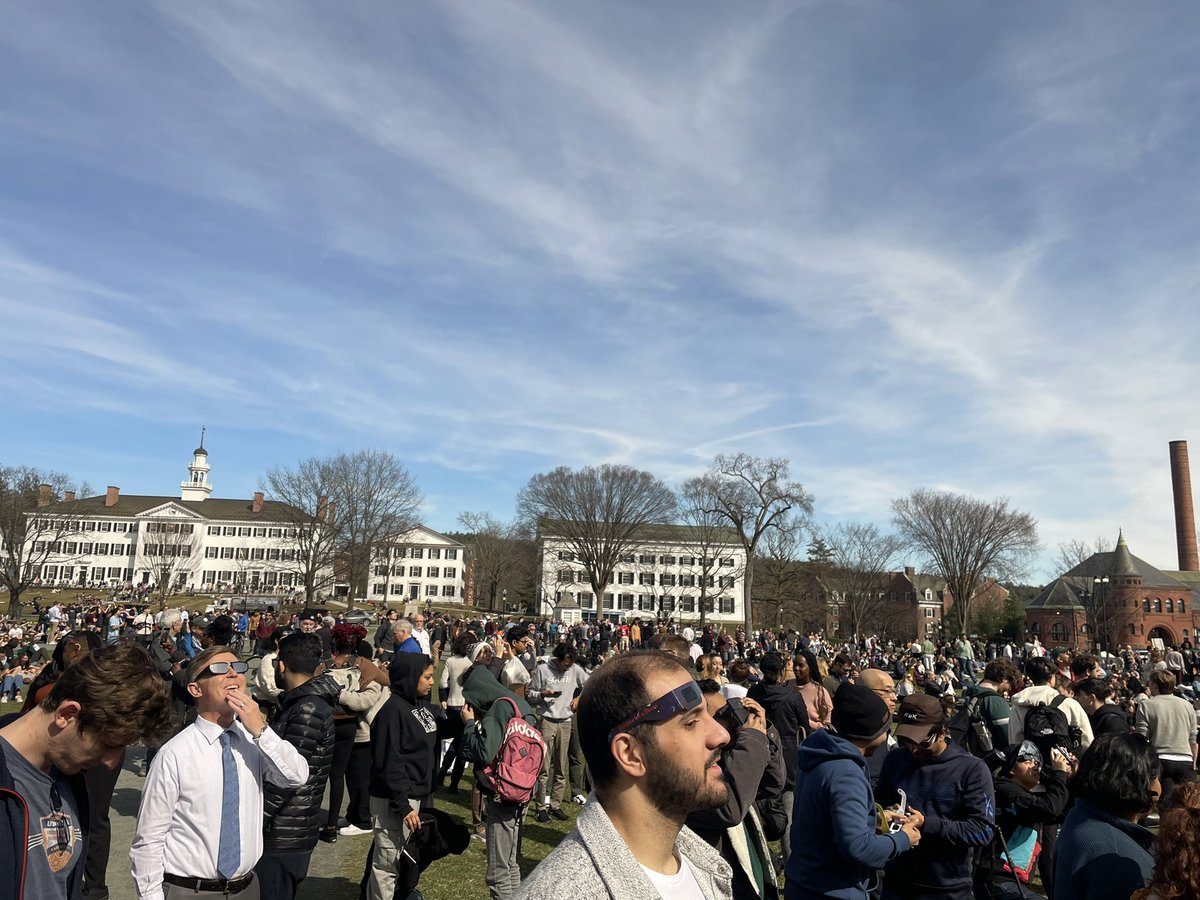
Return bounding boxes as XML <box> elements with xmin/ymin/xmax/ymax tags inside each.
<box><xmin>1154</xmin><ymin>598</ymin><xmax>1163</xmax><ymax>613</ymax></box>
<box><xmin>1051</xmin><ymin>622</ymin><xmax>1069</xmax><ymax>643</ymax></box>
<box><xmin>1143</xmin><ymin>598</ymin><xmax>1151</xmax><ymax>612</ymax></box>
<box><xmin>1167</xmin><ymin>599</ymin><xmax>1174</xmax><ymax>613</ymax></box>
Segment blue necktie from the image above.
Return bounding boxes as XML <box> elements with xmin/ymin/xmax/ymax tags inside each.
<box><xmin>217</xmin><ymin>732</ymin><xmax>240</xmax><ymax>879</ymax></box>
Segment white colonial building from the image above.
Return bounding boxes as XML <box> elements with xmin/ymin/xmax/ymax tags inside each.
<box><xmin>537</xmin><ymin>522</ymin><xmax>747</xmax><ymax>624</ymax></box>
<box><xmin>25</xmin><ymin>444</ymin><xmax>318</xmax><ymax>594</ymax></box>
<box><xmin>366</xmin><ymin>525</ymin><xmax>467</xmax><ymax>604</ymax></box>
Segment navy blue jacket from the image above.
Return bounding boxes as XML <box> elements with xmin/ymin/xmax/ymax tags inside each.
<box><xmin>785</xmin><ymin>729</ymin><xmax>909</xmax><ymax>900</ymax></box>
<box><xmin>876</xmin><ymin>741</ymin><xmax>994</xmax><ymax>899</ymax></box>
<box><xmin>1050</xmin><ymin>800</ymin><xmax>1154</xmax><ymax>900</ymax></box>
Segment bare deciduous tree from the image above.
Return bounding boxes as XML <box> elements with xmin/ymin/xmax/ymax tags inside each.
<box><xmin>457</xmin><ymin>512</ymin><xmax>536</xmax><ymax>612</ymax></box>
<box><xmin>678</xmin><ymin>480</ymin><xmax>745</xmax><ymax>627</ymax></box>
<box><xmin>517</xmin><ymin>465</ymin><xmax>676</xmax><ymax>613</ymax></box>
<box><xmin>327</xmin><ymin>450</ymin><xmax>423</xmax><ymax>607</ymax></box>
<box><xmin>0</xmin><ymin>467</ymin><xmax>88</xmax><ymax>617</ymax></box>
<box><xmin>138</xmin><ymin>517</ymin><xmax>202</xmax><ymax>606</ymax></box>
<box><xmin>819</xmin><ymin>522</ymin><xmax>905</xmax><ymax>640</ymax></box>
<box><xmin>261</xmin><ymin>458</ymin><xmax>343</xmax><ymax>603</ymax></box>
<box><xmin>1056</xmin><ymin>536</ymin><xmax>1113</xmax><ymax>575</ymax></box>
<box><xmin>891</xmin><ymin>489</ymin><xmax>1040</xmax><ymax>635</ymax></box>
<box><xmin>686</xmin><ymin>454</ymin><xmax>814</xmax><ymax>637</ymax></box>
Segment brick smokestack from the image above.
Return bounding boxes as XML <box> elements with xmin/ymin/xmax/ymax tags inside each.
<box><xmin>252</xmin><ymin>491</ymin><xmax>264</xmax><ymax>514</ymax></box>
<box><xmin>317</xmin><ymin>495</ymin><xmax>327</xmax><ymax>523</ymax></box>
<box><xmin>105</xmin><ymin>486</ymin><xmax>120</xmax><ymax>508</ymax></box>
<box><xmin>64</xmin><ymin>491</ymin><xmax>76</xmax><ymax>503</ymax></box>
<box><xmin>37</xmin><ymin>484</ymin><xmax>52</xmax><ymax>507</ymax></box>
<box><xmin>1169</xmin><ymin>441</ymin><xmax>1200</xmax><ymax>571</ymax></box>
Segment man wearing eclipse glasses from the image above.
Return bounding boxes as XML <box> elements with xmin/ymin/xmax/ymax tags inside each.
<box><xmin>516</xmin><ymin>650</ymin><xmax>735</xmax><ymax>899</ymax></box>
<box><xmin>131</xmin><ymin>646</ymin><xmax>309</xmax><ymax>899</ymax></box>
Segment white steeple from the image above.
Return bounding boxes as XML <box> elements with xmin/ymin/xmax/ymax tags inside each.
<box><xmin>181</xmin><ymin>427</ymin><xmax>213</xmax><ymax>502</ymax></box>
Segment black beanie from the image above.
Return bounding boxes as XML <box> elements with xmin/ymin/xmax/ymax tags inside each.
<box><xmin>831</xmin><ymin>682</ymin><xmax>891</xmax><ymax>742</ymax></box>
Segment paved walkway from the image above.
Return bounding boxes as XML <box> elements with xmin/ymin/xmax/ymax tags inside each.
<box><xmin>104</xmin><ymin>753</ymin><xmax>366</xmax><ymax>900</ymax></box>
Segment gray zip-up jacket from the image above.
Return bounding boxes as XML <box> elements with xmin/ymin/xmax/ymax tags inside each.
<box><xmin>514</xmin><ymin>792</ymin><xmax>734</xmax><ymax>899</ymax></box>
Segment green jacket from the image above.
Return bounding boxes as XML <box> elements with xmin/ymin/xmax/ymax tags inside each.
<box><xmin>461</xmin><ymin>663</ymin><xmax>536</xmax><ymax>766</ymax></box>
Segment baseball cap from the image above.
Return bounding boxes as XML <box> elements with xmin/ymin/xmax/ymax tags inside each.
<box><xmin>894</xmin><ymin>693</ymin><xmax>945</xmax><ymax>742</ymax></box>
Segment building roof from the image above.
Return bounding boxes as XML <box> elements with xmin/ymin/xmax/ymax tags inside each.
<box><xmin>540</xmin><ymin>520</ymin><xmax>742</xmax><ymax>545</ymax></box>
<box><xmin>33</xmin><ymin>493</ymin><xmax>300</xmax><ymax>523</ymax></box>
<box><xmin>1061</xmin><ymin>546</ymin><xmax>1188</xmax><ymax>589</ymax></box>
<box><xmin>1027</xmin><ymin>577</ymin><xmax>1090</xmax><ymax>611</ymax></box>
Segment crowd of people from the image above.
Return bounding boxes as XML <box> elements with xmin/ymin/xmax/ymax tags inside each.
<box><xmin>2</xmin><ymin>597</ymin><xmax>1199</xmax><ymax>900</ymax></box>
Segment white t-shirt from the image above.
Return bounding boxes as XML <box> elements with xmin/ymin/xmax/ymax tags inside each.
<box><xmin>640</xmin><ymin>851</ymin><xmax>706</xmax><ymax>900</ymax></box>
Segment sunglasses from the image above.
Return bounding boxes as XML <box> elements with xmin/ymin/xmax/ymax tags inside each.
<box><xmin>899</xmin><ymin>731</ymin><xmax>939</xmax><ymax>750</ymax></box>
<box><xmin>608</xmin><ymin>679</ymin><xmax>704</xmax><ymax>744</ymax></box>
<box><xmin>197</xmin><ymin>661</ymin><xmax>249</xmax><ymax>679</ymax></box>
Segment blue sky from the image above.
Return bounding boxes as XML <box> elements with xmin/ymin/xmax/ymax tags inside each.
<box><xmin>3</xmin><ymin>2</ymin><xmax>1199</xmax><ymax>581</ymax></box>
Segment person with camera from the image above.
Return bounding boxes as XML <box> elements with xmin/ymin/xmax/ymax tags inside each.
<box><xmin>688</xmin><ymin>680</ymin><xmax>786</xmax><ymax>899</ymax></box>
<box><xmin>787</xmin><ymin>681</ymin><xmax>921</xmax><ymax>900</ymax></box>
<box><xmin>748</xmin><ymin>651</ymin><xmax>811</xmax><ymax>866</ymax></box>
<box><xmin>974</xmin><ymin>741</ymin><xmax>1071</xmax><ymax>899</ymax></box>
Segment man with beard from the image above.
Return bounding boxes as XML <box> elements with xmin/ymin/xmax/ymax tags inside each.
<box><xmin>515</xmin><ymin>651</ymin><xmax>735</xmax><ymax>899</ymax></box>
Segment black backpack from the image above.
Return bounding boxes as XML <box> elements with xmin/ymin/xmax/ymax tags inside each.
<box><xmin>1023</xmin><ymin>694</ymin><xmax>1083</xmax><ymax>756</ymax></box>
<box><xmin>948</xmin><ymin>694</ymin><xmax>994</xmax><ymax>757</ymax></box>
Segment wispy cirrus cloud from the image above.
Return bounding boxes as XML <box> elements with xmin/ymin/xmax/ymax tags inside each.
<box><xmin>1</xmin><ymin>1</ymin><xmax>1199</xmax><ymax>574</ymax></box>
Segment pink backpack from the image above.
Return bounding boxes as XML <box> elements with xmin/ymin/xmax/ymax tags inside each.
<box><xmin>481</xmin><ymin>697</ymin><xmax>546</xmax><ymax>805</ymax></box>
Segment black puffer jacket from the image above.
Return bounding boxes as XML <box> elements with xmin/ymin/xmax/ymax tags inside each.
<box><xmin>263</xmin><ymin>672</ymin><xmax>339</xmax><ymax>852</ymax></box>
<box><xmin>747</xmin><ymin>680</ymin><xmax>810</xmax><ymax>789</ymax></box>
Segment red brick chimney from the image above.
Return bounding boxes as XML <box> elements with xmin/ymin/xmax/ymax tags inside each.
<box><xmin>36</xmin><ymin>484</ymin><xmax>52</xmax><ymax>507</ymax></box>
<box><xmin>252</xmin><ymin>491</ymin><xmax>264</xmax><ymax>514</ymax></box>
<box><xmin>904</xmin><ymin>566</ymin><xmax>915</xmax><ymax>577</ymax></box>
<box><xmin>317</xmin><ymin>495</ymin><xmax>328</xmax><ymax>523</ymax></box>
<box><xmin>63</xmin><ymin>491</ymin><xmax>76</xmax><ymax>503</ymax></box>
<box><xmin>326</xmin><ymin>501</ymin><xmax>336</xmax><ymax>527</ymax></box>
<box><xmin>105</xmin><ymin>486</ymin><xmax>120</xmax><ymax>508</ymax></box>
<box><xmin>1169</xmin><ymin>441</ymin><xmax>1199</xmax><ymax>571</ymax></box>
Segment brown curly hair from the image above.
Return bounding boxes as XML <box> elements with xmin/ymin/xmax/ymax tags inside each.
<box><xmin>1138</xmin><ymin>782</ymin><xmax>1200</xmax><ymax>900</ymax></box>
<box><xmin>41</xmin><ymin>644</ymin><xmax>174</xmax><ymax>746</ymax></box>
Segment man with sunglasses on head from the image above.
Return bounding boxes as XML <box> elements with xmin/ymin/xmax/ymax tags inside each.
<box><xmin>131</xmin><ymin>646</ymin><xmax>310</xmax><ymax>900</ymax></box>
<box><xmin>875</xmin><ymin>694</ymin><xmax>994</xmax><ymax>900</ymax></box>
<box><xmin>516</xmin><ymin>650</ymin><xmax>735</xmax><ymax>899</ymax></box>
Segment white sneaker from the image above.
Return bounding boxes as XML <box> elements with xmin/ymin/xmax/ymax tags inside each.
<box><xmin>0</xmin><ymin>697</ymin><xmax>7</xmax><ymax>704</ymax></box>
<box><xmin>338</xmin><ymin>824</ymin><xmax>371</xmax><ymax>837</ymax></box>
<box><xmin>572</xmin><ymin>794</ymin><xmax>588</xmax><ymax>805</ymax></box>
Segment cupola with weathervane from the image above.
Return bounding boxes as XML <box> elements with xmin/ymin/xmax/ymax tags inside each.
<box><xmin>180</xmin><ymin>427</ymin><xmax>213</xmax><ymax>502</ymax></box>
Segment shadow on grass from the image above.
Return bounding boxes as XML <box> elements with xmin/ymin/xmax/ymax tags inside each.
<box><xmin>296</xmin><ymin>874</ymin><xmax>363</xmax><ymax>900</ymax></box>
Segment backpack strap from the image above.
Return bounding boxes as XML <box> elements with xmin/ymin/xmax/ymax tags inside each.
<box><xmin>1049</xmin><ymin>694</ymin><xmax>1067</xmax><ymax>710</ymax></box>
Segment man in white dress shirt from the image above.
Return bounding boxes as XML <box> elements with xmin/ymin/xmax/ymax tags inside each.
<box><xmin>130</xmin><ymin>646</ymin><xmax>309</xmax><ymax>899</ymax></box>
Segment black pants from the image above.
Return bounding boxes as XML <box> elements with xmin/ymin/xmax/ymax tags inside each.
<box><xmin>83</xmin><ymin>749</ymin><xmax>123</xmax><ymax>889</ymax></box>
<box><xmin>439</xmin><ymin>707</ymin><xmax>467</xmax><ymax>788</ymax></box>
<box><xmin>255</xmin><ymin>849</ymin><xmax>312</xmax><ymax>900</ymax></box>
<box><xmin>326</xmin><ymin>717</ymin><xmax>357</xmax><ymax>826</ymax></box>
<box><xmin>345</xmin><ymin>741</ymin><xmax>372</xmax><ymax>829</ymax></box>
<box><xmin>1160</xmin><ymin>758</ymin><xmax>1196</xmax><ymax>808</ymax></box>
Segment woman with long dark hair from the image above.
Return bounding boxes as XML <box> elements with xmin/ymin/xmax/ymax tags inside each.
<box><xmin>792</xmin><ymin>649</ymin><xmax>832</xmax><ymax>732</ymax></box>
<box><xmin>1052</xmin><ymin>732</ymin><xmax>1160</xmax><ymax>900</ymax></box>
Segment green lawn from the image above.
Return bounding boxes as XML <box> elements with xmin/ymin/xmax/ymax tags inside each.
<box><xmin>297</xmin><ymin>772</ymin><xmax>582</xmax><ymax>899</ymax></box>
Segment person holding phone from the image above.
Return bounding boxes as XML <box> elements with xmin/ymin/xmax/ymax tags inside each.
<box><xmin>787</xmin><ymin>682</ymin><xmax>921</xmax><ymax>900</ymax></box>
<box><xmin>528</xmin><ymin>644</ymin><xmax>589</xmax><ymax>823</ymax></box>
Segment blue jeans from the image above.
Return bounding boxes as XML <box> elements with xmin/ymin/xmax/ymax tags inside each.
<box><xmin>1</xmin><ymin>675</ymin><xmax>22</xmax><ymax>699</ymax></box>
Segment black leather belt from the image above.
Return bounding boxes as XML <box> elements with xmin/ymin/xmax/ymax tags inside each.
<box><xmin>164</xmin><ymin>872</ymin><xmax>255</xmax><ymax>894</ymax></box>
<box><xmin>542</xmin><ymin>715</ymin><xmax>571</xmax><ymax>723</ymax></box>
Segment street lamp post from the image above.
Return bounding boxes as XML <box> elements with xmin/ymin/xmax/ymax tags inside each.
<box><xmin>1092</xmin><ymin>576</ymin><xmax>1110</xmax><ymax>654</ymax></box>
